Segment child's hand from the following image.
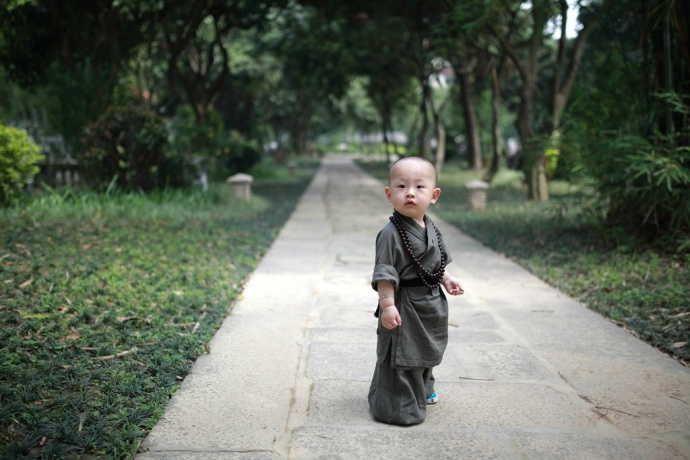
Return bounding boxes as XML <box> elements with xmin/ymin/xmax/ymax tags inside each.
<box><xmin>443</xmin><ymin>276</ymin><xmax>464</xmax><ymax>296</ymax></box>
<box><xmin>380</xmin><ymin>306</ymin><xmax>402</xmax><ymax>329</ymax></box>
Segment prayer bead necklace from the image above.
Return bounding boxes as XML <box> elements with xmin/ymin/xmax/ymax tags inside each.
<box><xmin>390</xmin><ymin>211</ymin><xmax>446</xmax><ymax>289</ymax></box>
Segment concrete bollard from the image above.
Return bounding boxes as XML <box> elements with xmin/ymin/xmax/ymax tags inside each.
<box><xmin>288</xmin><ymin>161</ymin><xmax>297</xmax><ymax>176</ymax></box>
<box><xmin>226</xmin><ymin>173</ymin><xmax>253</xmax><ymax>201</ymax></box>
<box><xmin>464</xmin><ymin>179</ymin><xmax>489</xmax><ymax>211</ymax></box>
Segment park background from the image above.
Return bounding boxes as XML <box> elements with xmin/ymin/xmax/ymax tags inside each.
<box><xmin>1</xmin><ymin>1</ymin><xmax>688</xmax><ymax>458</ymax></box>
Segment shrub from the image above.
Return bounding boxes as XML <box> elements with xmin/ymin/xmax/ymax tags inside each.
<box><xmin>80</xmin><ymin>106</ymin><xmax>180</xmax><ymax>191</ymax></box>
<box><xmin>168</xmin><ymin>106</ymin><xmax>261</xmax><ymax>182</ymax></box>
<box><xmin>0</xmin><ymin>124</ymin><xmax>44</xmax><ymax>206</ymax></box>
<box><xmin>587</xmin><ymin>131</ymin><xmax>690</xmax><ymax>249</ymax></box>
<box><xmin>225</xmin><ymin>131</ymin><xmax>261</xmax><ymax>176</ymax></box>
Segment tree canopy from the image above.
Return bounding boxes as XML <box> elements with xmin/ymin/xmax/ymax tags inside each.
<box><xmin>1</xmin><ymin>0</ymin><xmax>688</xmax><ymax>243</ymax></box>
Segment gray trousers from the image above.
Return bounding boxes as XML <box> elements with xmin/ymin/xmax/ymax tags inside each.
<box><xmin>368</xmin><ymin>346</ymin><xmax>435</xmax><ymax>426</ymax></box>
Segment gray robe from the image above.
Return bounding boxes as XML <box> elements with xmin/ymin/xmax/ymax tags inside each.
<box><xmin>371</xmin><ymin>214</ymin><xmax>452</xmax><ymax>368</ymax></box>
<box><xmin>369</xmin><ymin>214</ymin><xmax>453</xmax><ymax>425</ymax></box>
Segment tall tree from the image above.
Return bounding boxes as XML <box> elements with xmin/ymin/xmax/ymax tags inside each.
<box><xmin>435</xmin><ymin>0</ymin><xmax>495</xmax><ymax>172</ymax></box>
<box><xmin>348</xmin><ymin>13</ymin><xmax>417</xmax><ymax>163</ymax></box>
<box><xmin>155</xmin><ymin>0</ymin><xmax>285</xmax><ymax>124</ymax></box>
<box><xmin>491</xmin><ymin>0</ymin><xmax>607</xmax><ymax>201</ymax></box>
<box><xmin>263</xmin><ymin>3</ymin><xmax>354</xmax><ymax>154</ymax></box>
<box><xmin>0</xmin><ymin>0</ymin><xmax>157</xmax><ymax>144</ymax></box>
<box><xmin>300</xmin><ymin>0</ymin><xmax>448</xmax><ymax>159</ymax></box>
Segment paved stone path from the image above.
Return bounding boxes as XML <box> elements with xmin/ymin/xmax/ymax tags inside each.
<box><xmin>137</xmin><ymin>156</ymin><xmax>690</xmax><ymax>459</ymax></box>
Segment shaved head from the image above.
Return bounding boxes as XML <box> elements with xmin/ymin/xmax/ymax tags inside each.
<box><xmin>389</xmin><ymin>157</ymin><xmax>438</xmax><ymax>185</ymax></box>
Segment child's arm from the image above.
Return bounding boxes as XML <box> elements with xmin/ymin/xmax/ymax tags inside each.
<box><xmin>377</xmin><ymin>280</ymin><xmax>401</xmax><ymax>329</ymax></box>
<box><xmin>442</xmin><ymin>272</ymin><xmax>464</xmax><ymax>296</ymax></box>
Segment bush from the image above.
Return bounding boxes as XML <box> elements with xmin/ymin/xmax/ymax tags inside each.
<box><xmin>168</xmin><ymin>106</ymin><xmax>260</xmax><ymax>182</ymax></box>
<box><xmin>81</xmin><ymin>106</ymin><xmax>181</xmax><ymax>191</ymax></box>
<box><xmin>225</xmin><ymin>131</ymin><xmax>261</xmax><ymax>176</ymax></box>
<box><xmin>0</xmin><ymin>124</ymin><xmax>44</xmax><ymax>206</ymax></box>
<box><xmin>587</xmin><ymin>131</ymin><xmax>690</xmax><ymax>249</ymax></box>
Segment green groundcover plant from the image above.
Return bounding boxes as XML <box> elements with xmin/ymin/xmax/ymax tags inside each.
<box><xmin>0</xmin><ymin>159</ymin><xmax>317</xmax><ymax>458</ymax></box>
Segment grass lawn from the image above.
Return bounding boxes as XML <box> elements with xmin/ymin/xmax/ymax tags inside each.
<box><xmin>361</xmin><ymin>160</ymin><xmax>689</xmax><ymax>365</ymax></box>
<box><xmin>0</xmin><ymin>159</ymin><xmax>319</xmax><ymax>458</ymax></box>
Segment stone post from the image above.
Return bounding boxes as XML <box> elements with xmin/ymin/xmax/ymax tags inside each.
<box><xmin>226</xmin><ymin>173</ymin><xmax>253</xmax><ymax>201</ymax></box>
<box><xmin>464</xmin><ymin>179</ymin><xmax>489</xmax><ymax>211</ymax></box>
<box><xmin>288</xmin><ymin>161</ymin><xmax>297</xmax><ymax>176</ymax></box>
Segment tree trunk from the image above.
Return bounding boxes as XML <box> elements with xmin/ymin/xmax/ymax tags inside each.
<box><xmin>428</xmin><ymin>78</ymin><xmax>451</xmax><ymax>174</ymax></box>
<box><xmin>417</xmin><ymin>77</ymin><xmax>431</xmax><ymax>158</ymax></box>
<box><xmin>497</xmin><ymin>1</ymin><xmax>547</xmax><ymax>201</ymax></box>
<box><xmin>434</xmin><ymin>115</ymin><xmax>446</xmax><ymax>174</ymax></box>
<box><xmin>382</xmin><ymin>102</ymin><xmax>391</xmax><ymax>164</ymax></box>
<box><xmin>484</xmin><ymin>65</ymin><xmax>502</xmax><ymax>183</ymax></box>
<box><xmin>530</xmin><ymin>160</ymin><xmax>549</xmax><ymax>201</ymax></box>
<box><xmin>457</xmin><ymin>70</ymin><xmax>482</xmax><ymax>171</ymax></box>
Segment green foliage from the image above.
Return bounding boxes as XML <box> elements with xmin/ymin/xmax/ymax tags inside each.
<box><xmin>223</xmin><ymin>131</ymin><xmax>261</xmax><ymax>176</ymax></box>
<box><xmin>169</xmin><ymin>105</ymin><xmax>222</xmax><ymax>159</ymax></box>
<box><xmin>81</xmin><ymin>105</ymin><xmax>181</xmax><ymax>191</ymax></box>
<box><xmin>0</xmin><ymin>123</ymin><xmax>44</xmax><ymax>205</ymax></box>
<box><xmin>584</xmin><ymin>131</ymin><xmax>690</xmax><ymax>248</ymax></box>
<box><xmin>169</xmin><ymin>105</ymin><xmax>261</xmax><ymax>182</ymax></box>
<box><xmin>0</xmin><ymin>161</ymin><xmax>318</xmax><ymax>457</ymax></box>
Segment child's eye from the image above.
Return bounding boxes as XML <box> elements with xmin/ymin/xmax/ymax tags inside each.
<box><xmin>397</xmin><ymin>184</ymin><xmax>405</xmax><ymax>188</ymax></box>
<box><xmin>417</xmin><ymin>185</ymin><xmax>424</xmax><ymax>189</ymax></box>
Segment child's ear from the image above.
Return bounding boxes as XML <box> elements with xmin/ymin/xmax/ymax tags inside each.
<box><xmin>384</xmin><ymin>186</ymin><xmax>392</xmax><ymax>202</ymax></box>
<box><xmin>431</xmin><ymin>187</ymin><xmax>441</xmax><ymax>203</ymax></box>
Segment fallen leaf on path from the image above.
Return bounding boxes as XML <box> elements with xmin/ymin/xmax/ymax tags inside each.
<box><xmin>672</xmin><ymin>341</ymin><xmax>687</xmax><ymax>349</ymax></box>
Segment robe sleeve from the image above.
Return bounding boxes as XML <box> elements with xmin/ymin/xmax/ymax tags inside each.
<box><xmin>371</xmin><ymin>224</ymin><xmax>402</xmax><ymax>291</ymax></box>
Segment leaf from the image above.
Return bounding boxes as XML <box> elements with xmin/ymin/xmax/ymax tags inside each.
<box><xmin>672</xmin><ymin>342</ymin><xmax>687</xmax><ymax>349</ymax></box>
<box><xmin>116</xmin><ymin>316</ymin><xmax>151</xmax><ymax>324</ymax></box>
<box><xmin>62</xmin><ymin>333</ymin><xmax>80</xmax><ymax>341</ymax></box>
<box><xmin>96</xmin><ymin>346</ymin><xmax>138</xmax><ymax>360</ymax></box>
<box><xmin>22</xmin><ymin>313</ymin><xmax>50</xmax><ymax>319</ymax></box>
<box><xmin>19</xmin><ymin>278</ymin><xmax>33</xmax><ymax>289</ymax></box>
<box><xmin>669</xmin><ymin>312</ymin><xmax>690</xmax><ymax>318</ymax></box>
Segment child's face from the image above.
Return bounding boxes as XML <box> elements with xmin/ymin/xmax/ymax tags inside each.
<box><xmin>385</xmin><ymin>159</ymin><xmax>441</xmax><ymax>222</ymax></box>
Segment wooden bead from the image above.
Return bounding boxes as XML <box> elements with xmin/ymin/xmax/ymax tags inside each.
<box><xmin>390</xmin><ymin>211</ymin><xmax>446</xmax><ymax>289</ymax></box>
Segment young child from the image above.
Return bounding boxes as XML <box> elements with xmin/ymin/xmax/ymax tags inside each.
<box><xmin>369</xmin><ymin>156</ymin><xmax>464</xmax><ymax>426</ymax></box>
